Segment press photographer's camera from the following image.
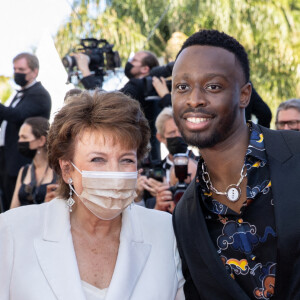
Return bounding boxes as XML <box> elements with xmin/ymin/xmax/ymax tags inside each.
<box><xmin>143</xmin><ymin>61</ymin><xmax>174</xmax><ymax>101</ymax></box>
<box><xmin>140</xmin><ymin>157</ymin><xmax>165</xmax><ymax>182</ymax></box>
<box><xmin>169</xmin><ymin>153</ymin><xmax>189</xmax><ymax>205</ymax></box>
<box><xmin>62</xmin><ymin>38</ymin><xmax>121</xmax><ymax>85</ymax></box>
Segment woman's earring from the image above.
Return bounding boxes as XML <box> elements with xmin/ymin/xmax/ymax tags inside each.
<box><xmin>67</xmin><ymin>178</ymin><xmax>75</xmax><ymax>212</ymax></box>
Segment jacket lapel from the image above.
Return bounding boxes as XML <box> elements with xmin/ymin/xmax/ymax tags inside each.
<box><xmin>260</xmin><ymin>126</ymin><xmax>300</xmax><ymax>299</ymax></box>
<box><xmin>34</xmin><ymin>199</ymin><xmax>85</xmax><ymax>300</ymax></box>
<box><xmin>105</xmin><ymin>205</ymin><xmax>151</xmax><ymax>300</ymax></box>
<box><xmin>185</xmin><ymin>181</ymin><xmax>250</xmax><ymax>299</ymax></box>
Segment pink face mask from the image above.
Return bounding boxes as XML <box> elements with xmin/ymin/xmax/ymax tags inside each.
<box><xmin>70</xmin><ymin>162</ymin><xmax>138</xmax><ymax>220</ymax></box>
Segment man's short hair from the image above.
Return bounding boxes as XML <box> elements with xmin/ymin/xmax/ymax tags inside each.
<box><xmin>13</xmin><ymin>52</ymin><xmax>39</xmax><ymax>71</ymax></box>
<box><xmin>177</xmin><ymin>29</ymin><xmax>250</xmax><ymax>83</ymax></box>
<box><xmin>276</xmin><ymin>98</ymin><xmax>300</xmax><ymax>122</ymax></box>
<box><xmin>155</xmin><ymin>106</ymin><xmax>173</xmax><ymax>136</ymax></box>
<box><xmin>141</xmin><ymin>51</ymin><xmax>159</xmax><ymax>70</ymax></box>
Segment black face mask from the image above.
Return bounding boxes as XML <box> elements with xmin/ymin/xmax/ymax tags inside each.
<box><xmin>124</xmin><ymin>62</ymin><xmax>134</xmax><ymax>79</ymax></box>
<box><xmin>14</xmin><ymin>73</ymin><xmax>29</xmax><ymax>87</ymax></box>
<box><xmin>166</xmin><ymin>137</ymin><xmax>188</xmax><ymax>155</ymax></box>
<box><xmin>18</xmin><ymin>142</ymin><xmax>37</xmax><ymax>159</ymax></box>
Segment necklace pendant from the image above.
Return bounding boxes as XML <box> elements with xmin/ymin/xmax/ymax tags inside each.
<box><xmin>226</xmin><ymin>185</ymin><xmax>241</xmax><ymax>202</ymax></box>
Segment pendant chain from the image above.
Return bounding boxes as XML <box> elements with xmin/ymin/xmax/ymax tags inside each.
<box><xmin>201</xmin><ymin>162</ymin><xmax>247</xmax><ymax>201</ymax></box>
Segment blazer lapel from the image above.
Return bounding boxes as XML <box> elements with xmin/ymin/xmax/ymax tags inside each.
<box><xmin>105</xmin><ymin>205</ymin><xmax>151</xmax><ymax>300</ymax></box>
<box><xmin>261</xmin><ymin>126</ymin><xmax>300</xmax><ymax>299</ymax></box>
<box><xmin>186</xmin><ymin>182</ymin><xmax>250</xmax><ymax>299</ymax></box>
<box><xmin>34</xmin><ymin>199</ymin><xmax>85</xmax><ymax>300</ymax></box>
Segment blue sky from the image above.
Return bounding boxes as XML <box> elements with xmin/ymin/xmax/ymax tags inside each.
<box><xmin>0</xmin><ymin>0</ymin><xmax>72</xmax><ymax>76</ymax></box>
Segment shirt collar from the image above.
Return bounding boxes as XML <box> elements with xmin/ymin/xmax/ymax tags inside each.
<box><xmin>196</xmin><ymin>122</ymin><xmax>267</xmax><ymax>191</ymax></box>
<box><xmin>22</xmin><ymin>79</ymin><xmax>37</xmax><ymax>90</ymax></box>
<box><xmin>246</xmin><ymin>122</ymin><xmax>267</xmax><ymax>163</ymax></box>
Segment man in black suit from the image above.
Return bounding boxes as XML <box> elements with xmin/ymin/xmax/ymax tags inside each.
<box><xmin>172</xmin><ymin>30</ymin><xmax>300</xmax><ymax>300</ymax></box>
<box><xmin>0</xmin><ymin>52</ymin><xmax>51</xmax><ymax>211</ymax></box>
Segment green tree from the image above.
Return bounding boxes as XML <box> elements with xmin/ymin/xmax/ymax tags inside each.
<box><xmin>55</xmin><ymin>0</ymin><xmax>146</xmax><ymax>65</ymax></box>
<box><xmin>55</xmin><ymin>0</ymin><xmax>300</xmax><ymax>124</ymax></box>
<box><xmin>0</xmin><ymin>76</ymin><xmax>13</xmax><ymax>104</ymax></box>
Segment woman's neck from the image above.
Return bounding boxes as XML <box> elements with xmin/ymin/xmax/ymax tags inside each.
<box><xmin>33</xmin><ymin>149</ymin><xmax>48</xmax><ymax>168</ymax></box>
<box><xmin>70</xmin><ymin>200</ymin><xmax>122</xmax><ymax>238</ymax></box>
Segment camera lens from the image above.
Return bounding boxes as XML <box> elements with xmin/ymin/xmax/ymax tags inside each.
<box><xmin>62</xmin><ymin>55</ymin><xmax>76</xmax><ymax>68</ymax></box>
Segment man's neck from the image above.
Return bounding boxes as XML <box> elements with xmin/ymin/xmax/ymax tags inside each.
<box><xmin>167</xmin><ymin>153</ymin><xmax>174</xmax><ymax>162</ymax></box>
<box><xmin>21</xmin><ymin>79</ymin><xmax>37</xmax><ymax>90</ymax></box>
<box><xmin>135</xmin><ymin>72</ymin><xmax>150</xmax><ymax>79</ymax></box>
<box><xmin>200</xmin><ymin>123</ymin><xmax>250</xmax><ymax>183</ymax></box>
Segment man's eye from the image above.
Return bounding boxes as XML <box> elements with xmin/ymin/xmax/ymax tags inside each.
<box><xmin>176</xmin><ymin>84</ymin><xmax>189</xmax><ymax>91</ymax></box>
<box><xmin>206</xmin><ymin>84</ymin><xmax>221</xmax><ymax>90</ymax></box>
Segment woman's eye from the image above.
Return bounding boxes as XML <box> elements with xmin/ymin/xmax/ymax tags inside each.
<box><xmin>91</xmin><ymin>157</ymin><xmax>105</xmax><ymax>163</ymax></box>
<box><xmin>121</xmin><ymin>158</ymin><xmax>136</xmax><ymax>164</ymax></box>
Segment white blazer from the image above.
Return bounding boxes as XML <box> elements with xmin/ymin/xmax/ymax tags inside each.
<box><xmin>0</xmin><ymin>198</ymin><xmax>184</xmax><ymax>300</ymax></box>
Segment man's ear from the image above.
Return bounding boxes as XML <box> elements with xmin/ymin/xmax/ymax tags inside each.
<box><xmin>240</xmin><ymin>82</ymin><xmax>252</xmax><ymax>108</ymax></box>
<box><xmin>156</xmin><ymin>132</ymin><xmax>164</xmax><ymax>144</ymax></box>
<box><xmin>59</xmin><ymin>160</ymin><xmax>72</xmax><ymax>183</ymax></box>
<box><xmin>32</xmin><ymin>68</ymin><xmax>39</xmax><ymax>78</ymax></box>
<box><xmin>141</xmin><ymin>65</ymin><xmax>150</xmax><ymax>76</ymax></box>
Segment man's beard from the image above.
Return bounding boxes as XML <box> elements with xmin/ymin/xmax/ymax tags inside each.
<box><xmin>179</xmin><ymin>127</ymin><xmax>224</xmax><ymax>149</ymax></box>
<box><xmin>174</xmin><ymin>105</ymin><xmax>239</xmax><ymax>149</ymax></box>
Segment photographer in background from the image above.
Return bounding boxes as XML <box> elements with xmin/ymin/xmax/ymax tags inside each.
<box><xmin>137</xmin><ymin>107</ymin><xmax>197</xmax><ymax>211</ymax></box>
<box><xmin>74</xmin><ymin>50</ymin><xmax>165</xmax><ymax>161</ymax></box>
<box><xmin>154</xmin><ymin>107</ymin><xmax>197</xmax><ymax>213</ymax></box>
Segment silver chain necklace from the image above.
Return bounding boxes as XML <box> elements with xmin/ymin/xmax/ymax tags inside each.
<box><xmin>201</xmin><ymin>162</ymin><xmax>247</xmax><ymax>202</ymax></box>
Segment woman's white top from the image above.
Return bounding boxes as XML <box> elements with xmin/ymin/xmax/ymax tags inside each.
<box><xmin>81</xmin><ymin>281</ymin><xmax>108</xmax><ymax>300</ymax></box>
<box><xmin>0</xmin><ymin>198</ymin><xmax>184</xmax><ymax>300</ymax></box>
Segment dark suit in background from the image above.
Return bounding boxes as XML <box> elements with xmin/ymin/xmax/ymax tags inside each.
<box><xmin>173</xmin><ymin>127</ymin><xmax>300</xmax><ymax>300</ymax></box>
<box><xmin>0</xmin><ymin>81</ymin><xmax>51</xmax><ymax>211</ymax></box>
<box><xmin>121</xmin><ymin>78</ymin><xmax>162</xmax><ymax>161</ymax></box>
<box><xmin>245</xmin><ymin>87</ymin><xmax>272</xmax><ymax>128</ymax></box>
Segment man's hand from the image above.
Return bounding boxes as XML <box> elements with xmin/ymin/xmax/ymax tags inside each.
<box><xmin>152</xmin><ymin>76</ymin><xmax>170</xmax><ymax>98</ymax></box>
<box><xmin>142</xmin><ymin>177</ymin><xmax>164</xmax><ymax>197</ymax></box>
<box><xmin>72</xmin><ymin>53</ymin><xmax>91</xmax><ymax>77</ymax></box>
<box><xmin>135</xmin><ymin>174</ymin><xmax>147</xmax><ymax>202</ymax></box>
<box><xmin>44</xmin><ymin>184</ymin><xmax>58</xmax><ymax>203</ymax></box>
<box><xmin>155</xmin><ymin>184</ymin><xmax>175</xmax><ymax>213</ymax></box>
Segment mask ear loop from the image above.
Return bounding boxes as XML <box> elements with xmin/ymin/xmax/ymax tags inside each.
<box><xmin>70</xmin><ymin>161</ymin><xmax>82</xmax><ymax>174</ymax></box>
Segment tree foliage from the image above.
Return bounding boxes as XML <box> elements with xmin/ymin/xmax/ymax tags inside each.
<box><xmin>0</xmin><ymin>76</ymin><xmax>13</xmax><ymax>104</ymax></box>
<box><xmin>55</xmin><ymin>0</ymin><xmax>300</xmax><ymax>123</ymax></box>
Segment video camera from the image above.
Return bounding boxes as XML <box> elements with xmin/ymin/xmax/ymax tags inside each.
<box><xmin>143</xmin><ymin>61</ymin><xmax>174</xmax><ymax>101</ymax></box>
<box><xmin>169</xmin><ymin>153</ymin><xmax>189</xmax><ymax>205</ymax></box>
<box><xmin>62</xmin><ymin>38</ymin><xmax>121</xmax><ymax>86</ymax></box>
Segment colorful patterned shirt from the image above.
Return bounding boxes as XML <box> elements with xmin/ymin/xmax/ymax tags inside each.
<box><xmin>196</xmin><ymin>122</ymin><xmax>277</xmax><ymax>299</ymax></box>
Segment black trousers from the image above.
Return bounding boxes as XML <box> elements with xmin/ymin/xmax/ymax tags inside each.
<box><xmin>0</xmin><ymin>147</ymin><xmax>17</xmax><ymax>212</ymax></box>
